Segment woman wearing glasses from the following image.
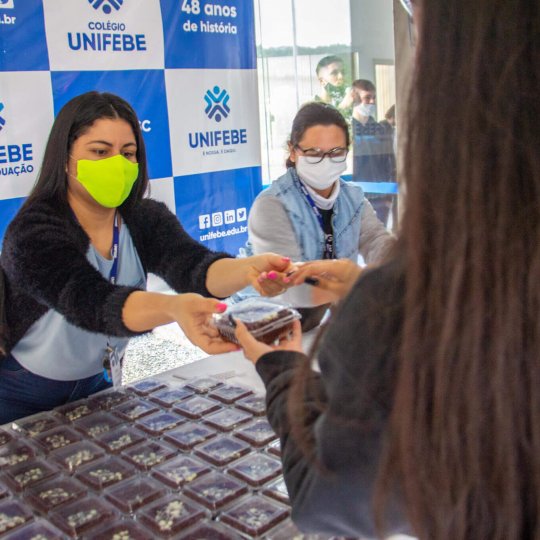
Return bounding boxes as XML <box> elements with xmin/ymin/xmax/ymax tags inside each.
<box><xmin>245</xmin><ymin>102</ymin><xmax>393</xmax><ymax>328</ymax></box>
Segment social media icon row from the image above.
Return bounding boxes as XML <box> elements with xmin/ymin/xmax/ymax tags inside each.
<box><xmin>199</xmin><ymin>207</ymin><xmax>247</xmax><ymax>229</ymax></box>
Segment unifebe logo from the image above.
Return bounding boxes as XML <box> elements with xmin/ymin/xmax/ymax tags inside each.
<box><xmin>0</xmin><ymin>0</ymin><xmax>14</xmax><ymax>9</ymax></box>
<box><xmin>0</xmin><ymin>103</ymin><xmax>6</xmax><ymax>132</ymax></box>
<box><xmin>88</xmin><ymin>0</ymin><xmax>123</xmax><ymax>15</ymax></box>
<box><xmin>204</xmin><ymin>86</ymin><xmax>230</xmax><ymax>123</ymax></box>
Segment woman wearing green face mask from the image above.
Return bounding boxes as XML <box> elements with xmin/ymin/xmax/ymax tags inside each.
<box><xmin>0</xmin><ymin>91</ymin><xmax>293</xmax><ymax>423</ymax></box>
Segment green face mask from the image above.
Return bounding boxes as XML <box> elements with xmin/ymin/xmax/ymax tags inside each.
<box><xmin>76</xmin><ymin>154</ymin><xmax>139</xmax><ymax>208</ymax></box>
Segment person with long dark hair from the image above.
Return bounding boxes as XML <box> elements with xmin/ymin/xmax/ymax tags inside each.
<box><xmin>0</xmin><ymin>91</ymin><xmax>292</xmax><ymax>424</ymax></box>
<box><xmin>235</xmin><ymin>0</ymin><xmax>540</xmax><ymax>538</ymax></box>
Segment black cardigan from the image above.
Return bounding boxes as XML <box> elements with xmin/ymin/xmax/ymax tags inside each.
<box><xmin>256</xmin><ymin>259</ymin><xmax>409</xmax><ymax>537</ymax></box>
<box><xmin>0</xmin><ymin>197</ymin><xmax>229</xmax><ymax>355</ymax></box>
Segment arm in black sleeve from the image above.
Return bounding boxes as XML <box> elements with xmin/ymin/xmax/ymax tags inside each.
<box><xmin>123</xmin><ymin>199</ymin><xmax>230</xmax><ymax>296</ymax></box>
<box><xmin>2</xmin><ymin>202</ymin><xmax>142</xmax><ymax>337</ymax></box>
<box><xmin>257</xmin><ymin>261</ymin><xmax>407</xmax><ymax>538</ymax></box>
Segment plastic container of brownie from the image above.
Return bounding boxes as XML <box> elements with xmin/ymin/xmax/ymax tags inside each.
<box><xmin>172</xmin><ymin>396</ymin><xmax>222</xmax><ymax>420</ymax></box>
<box><xmin>89</xmin><ymin>389</ymin><xmax>130</xmax><ymax>411</ymax></box>
<box><xmin>50</xmin><ymin>440</ymin><xmax>105</xmax><ymax>474</ymax></box>
<box><xmin>134</xmin><ymin>410</ymin><xmax>184</xmax><ymax>436</ymax></box>
<box><xmin>184</xmin><ymin>376</ymin><xmax>223</xmax><ymax>394</ymax></box>
<box><xmin>203</xmin><ymin>408</ymin><xmax>252</xmax><ymax>432</ymax></box>
<box><xmin>150</xmin><ymin>386</ymin><xmax>195</xmax><ymax>408</ymax></box>
<box><xmin>113</xmin><ymin>397</ymin><xmax>160</xmax><ymax>421</ymax></box>
<box><xmin>176</xmin><ymin>521</ymin><xmax>244</xmax><ymax>540</ymax></box>
<box><xmin>104</xmin><ymin>476</ymin><xmax>166</xmax><ymax>514</ymax></box>
<box><xmin>0</xmin><ymin>441</ymin><xmax>35</xmax><ymax>469</ymax></box>
<box><xmin>235</xmin><ymin>394</ymin><xmax>267</xmax><ymax>416</ymax></box>
<box><xmin>94</xmin><ymin>425</ymin><xmax>145</xmax><ymax>454</ymax></box>
<box><xmin>3</xmin><ymin>519</ymin><xmax>65</xmax><ymax>540</ymax></box>
<box><xmin>227</xmin><ymin>453</ymin><xmax>282</xmax><ymax>487</ymax></box>
<box><xmin>0</xmin><ymin>498</ymin><xmax>34</xmax><ymax>536</ymax></box>
<box><xmin>49</xmin><ymin>495</ymin><xmax>116</xmax><ymax>537</ymax></box>
<box><xmin>0</xmin><ymin>429</ymin><xmax>12</xmax><ymax>447</ymax></box>
<box><xmin>34</xmin><ymin>425</ymin><xmax>82</xmax><ymax>453</ymax></box>
<box><xmin>54</xmin><ymin>400</ymin><xmax>98</xmax><ymax>422</ymax></box>
<box><xmin>152</xmin><ymin>455</ymin><xmax>211</xmax><ymax>489</ymax></box>
<box><xmin>219</xmin><ymin>494</ymin><xmax>290</xmax><ymax>537</ymax></box>
<box><xmin>11</xmin><ymin>412</ymin><xmax>64</xmax><ymax>438</ymax></box>
<box><xmin>74</xmin><ymin>456</ymin><xmax>136</xmax><ymax>491</ymax></box>
<box><xmin>3</xmin><ymin>458</ymin><xmax>60</xmax><ymax>492</ymax></box>
<box><xmin>184</xmin><ymin>470</ymin><xmax>248</xmax><ymax>512</ymax></box>
<box><xmin>137</xmin><ymin>494</ymin><xmax>207</xmax><ymax>537</ymax></box>
<box><xmin>127</xmin><ymin>378</ymin><xmax>168</xmax><ymax>396</ymax></box>
<box><xmin>163</xmin><ymin>422</ymin><xmax>217</xmax><ymax>451</ymax></box>
<box><xmin>212</xmin><ymin>297</ymin><xmax>301</xmax><ymax>345</ymax></box>
<box><xmin>266</xmin><ymin>439</ymin><xmax>282</xmax><ymax>457</ymax></box>
<box><xmin>194</xmin><ymin>435</ymin><xmax>252</xmax><ymax>467</ymax></box>
<box><xmin>234</xmin><ymin>418</ymin><xmax>277</xmax><ymax>447</ymax></box>
<box><xmin>72</xmin><ymin>411</ymin><xmax>123</xmax><ymax>438</ymax></box>
<box><xmin>121</xmin><ymin>440</ymin><xmax>176</xmax><ymax>471</ymax></box>
<box><xmin>262</xmin><ymin>476</ymin><xmax>290</xmax><ymax>505</ymax></box>
<box><xmin>90</xmin><ymin>519</ymin><xmax>155</xmax><ymax>540</ymax></box>
<box><xmin>25</xmin><ymin>475</ymin><xmax>86</xmax><ymax>513</ymax></box>
<box><xmin>208</xmin><ymin>384</ymin><xmax>253</xmax><ymax>404</ymax></box>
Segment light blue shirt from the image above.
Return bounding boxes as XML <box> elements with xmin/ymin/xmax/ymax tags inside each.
<box><xmin>11</xmin><ymin>224</ymin><xmax>146</xmax><ymax>381</ymax></box>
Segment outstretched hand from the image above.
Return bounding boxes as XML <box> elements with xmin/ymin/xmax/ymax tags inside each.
<box><xmin>234</xmin><ymin>319</ymin><xmax>303</xmax><ymax>364</ymax></box>
<box><xmin>172</xmin><ymin>293</ymin><xmax>238</xmax><ymax>355</ymax></box>
<box><xmin>246</xmin><ymin>253</ymin><xmax>297</xmax><ymax>297</ymax></box>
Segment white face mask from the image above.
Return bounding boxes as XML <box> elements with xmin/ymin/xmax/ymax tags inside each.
<box><xmin>295</xmin><ymin>156</ymin><xmax>347</xmax><ymax>191</ymax></box>
<box><xmin>354</xmin><ymin>103</ymin><xmax>376</xmax><ymax>118</ymax></box>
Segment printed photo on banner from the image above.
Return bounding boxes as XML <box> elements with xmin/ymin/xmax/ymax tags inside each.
<box><xmin>42</xmin><ymin>0</ymin><xmax>164</xmax><ymax>71</ymax></box>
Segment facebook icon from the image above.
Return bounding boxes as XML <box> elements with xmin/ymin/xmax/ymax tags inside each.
<box><xmin>199</xmin><ymin>214</ymin><xmax>210</xmax><ymax>229</ymax></box>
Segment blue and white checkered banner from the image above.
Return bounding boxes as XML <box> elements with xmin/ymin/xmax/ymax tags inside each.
<box><xmin>0</xmin><ymin>0</ymin><xmax>261</xmax><ymax>253</ymax></box>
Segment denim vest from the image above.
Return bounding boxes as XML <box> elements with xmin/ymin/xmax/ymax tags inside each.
<box><xmin>257</xmin><ymin>168</ymin><xmax>364</xmax><ymax>261</ymax></box>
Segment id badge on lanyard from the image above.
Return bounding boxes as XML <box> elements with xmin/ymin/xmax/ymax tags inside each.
<box><xmin>103</xmin><ymin>212</ymin><xmax>123</xmax><ymax>387</ymax></box>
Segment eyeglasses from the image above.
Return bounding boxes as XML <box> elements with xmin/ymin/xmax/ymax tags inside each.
<box><xmin>294</xmin><ymin>145</ymin><xmax>348</xmax><ymax>164</ymax></box>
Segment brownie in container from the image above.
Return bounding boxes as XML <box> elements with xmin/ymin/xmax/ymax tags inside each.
<box><xmin>150</xmin><ymin>386</ymin><xmax>194</xmax><ymax>408</ymax></box>
<box><xmin>0</xmin><ymin>429</ymin><xmax>12</xmax><ymax>447</ymax></box>
<box><xmin>90</xmin><ymin>519</ymin><xmax>155</xmax><ymax>540</ymax></box>
<box><xmin>121</xmin><ymin>440</ymin><xmax>176</xmax><ymax>471</ymax></box>
<box><xmin>0</xmin><ymin>442</ymin><xmax>35</xmax><ymax>469</ymax></box>
<box><xmin>267</xmin><ymin>439</ymin><xmax>282</xmax><ymax>457</ymax></box>
<box><xmin>172</xmin><ymin>396</ymin><xmax>222</xmax><ymax>420</ymax></box>
<box><xmin>152</xmin><ymin>455</ymin><xmax>211</xmax><ymax>489</ymax></box>
<box><xmin>95</xmin><ymin>425</ymin><xmax>144</xmax><ymax>454</ymax></box>
<box><xmin>0</xmin><ymin>499</ymin><xmax>34</xmax><ymax>535</ymax></box>
<box><xmin>208</xmin><ymin>384</ymin><xmax>253</xmax><ymax>404</ymax></box>
<box><xmin>219</xmin><ymin>495</ymin><xmax>290</xmax><ymax>537</ymax></box>
<box><xmin>127</xmin><ymin>378</ymin><xmax>167</xmax><ymax>396</ymax></box>
<box><xmin>194</xmin><ymin>435</ymin><xmax>252</xmax><ymax>467</ymax></box>
<box><xmin>177</xmin><ymin>522</ymin><xmax>244</xmax><ymax>540</ymax></box>
<box><xmin>163</xmin><ymin>422</ymin><xmax>217</xmax><ymax>451</ymax></box>
<box><xmin>3</xmin><ymin>458</ymin><xmax>59</xmax><ymax>492</ymax></box>
<box><xmin>73</xmin><ymin>411</ymin><xmax>123</xmax><ymax>438</ymax></box>
<box><xmin>25</xmin><ymin>475</ymin><xmax>86</xmax><ymax>513</ymax></box>
<box><xmin>113</xmin><ymin>398</ymin><xmax>160</xmax><ymax>421</ymax></box>
<box><xmin>49</xmin><ymin>495</ymin><xmax>116</xmax><ymax>537</ymax></box>
<box><xmin>34</xmin><ymin>425</ymin><xmax>82</xmax><ymax>453</ymax></box>
<box><xmin>104</xmin><ymin>476</ymin><xmax>166</xmax><ymax>513</ymax></box>
<box><xmin>137</xmin><ymin>495</ymin><xmax>207</xmax><ymax>538</ymax></box>
<box><xmin>3</xmin><ymin>519</ymin><xmax>65</xmax><ymax>540</ymax></box>
<box><xmin>184</xmin><ymin>471</ymin><xmax>248</xmax><ymax>512</ymax></box>
<box><xmin>184</xmin><ymin>376</ymin><xmax>223</xmax><ymax>394</ymax></box>
<box><xmin>11</xmin><ymin>412</ymin><xmax>63</xmax><ymax>438</ymax></box>
<box><xmin>203</xmin><ymin>408</ymin><xmax>252</xmax><ymax>432</ymax></box>
<box><xmin>262</xmin><ymin>476</ymin><xmax>290</xmax><ymax>505</ymax></box>
<box><xmin>234</xmin><ymin>419</ymin><xmax>277</xmax><ymax>447</ymax></box>
<box><xmin>74</xmin><ymin>456</ymin><xmax>136</xmax><ymax>490</ymax></box>
<box><xmin>264</xmin><ymin>518</ymin><xmax>328</xmax><ymax>539</ymax></box>
<box><xmin>227</xmin><ymin>453</ymin><xmax>282</xmax><ymax>487</ymax></box>
<box><xmin>54</xmin><ymin>400</ymin><xmax>97</xmax><ymax>422</ymax></box>
<box><xmin>134</xmin><ymin>411</ymin><xmax>184</xmax><ymax>436</ymax></box>
<box><xmin>235</xmin><ymin>394</ymin><xmax>267</xmax><ymax>416</ymax></box>
<box><xmin>50</xmin><ymin>440</ymin><xmax>105</xmax><ymax>474</ymax></box>
<box><xmin>89</xmin><ymin>389</ymin><xmax>130</xmax><ymax>411</ymax></box>
<box><xmin>212</xmin><ymin>297</ymin><xmax>301</xmax><ymax>345</ymax></box>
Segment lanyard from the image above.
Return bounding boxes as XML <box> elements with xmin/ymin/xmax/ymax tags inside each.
<box><xmin>109</xmin><ymin>212</ymin><xmax>120</xmax><ymax>284</ymax></box>
<box><xmin>293</xmin><ymin>174</ymin><xmax>335</xmax><ymax>259</ymax></box>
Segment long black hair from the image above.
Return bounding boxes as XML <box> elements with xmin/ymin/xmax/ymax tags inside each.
<box><xmin>22</xmin><ymin>91</ymin><xmax>149</xmax><ymax>212</ymax></box>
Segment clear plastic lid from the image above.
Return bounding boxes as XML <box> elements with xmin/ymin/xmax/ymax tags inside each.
<box><xmin>121</xmin><ymin>440</ymin><xmax>176</xmax><ymax>471</ymax></box>
<box><xmin>50</xmin><ymin>440</ymin><xmax>105</xmax><ymax>473</ymax></box>
<box><xmin>151</xmin><ymin>455</ymin><xmax>211</xmax><ymax>489</ymax></box>
<box><xmin>72</xmin><ymin>411</ymin><xmax>123</xmax><ymax>438</ymax></box>
<box><xmin>74</xmin><ymin>456</ymin><xmax>136</xmax><ymax>491</ymax></box>
<box><xmin>134</xmin><ymin>411</ymin><xmax>184</xmax><ymax>436</ymax></box>
<box><xmin>172</xmin><ymin>396</ymin><xmax>222</xmax><ymax>420</ymax></box>
<box><xmin>54</xmin><ymin>401</ymin><xmax>97</xmax><ymax>422</ymax></box>
<box><xmin>234</xmin><ymin>418</ymin><xmax>278</xmax><ymax>448</ymax></box>
<box><xmin>163</xmin><ymin>422</ymin><xmax>217</xmax><ymax>451</ymax></box>
<box><xmin>266</xmin><ymin>439</ymin><xmax>282</xmax><ymax>457</ymax></box>
<box><xmin>150</xmin><ymin>386</ymin><xmax>195</xmax><ymax>408</ymax></box>
<box><xmin>127</xmin><ymin>379</ymin><xmax>167</xmax><ymax>396</ymax></box>
<box><xmin>0</xmin><ymin>498</ymin><xmax>34</xmax><ymax>535</ymax></box>
<box><xmin>89</xmin><ymin>389</ymin><xmax>130</xmax><ymax>411</ymax></box>
<box><xmin>219</xmin><ymin>495</ymin><xmax>289</xmax><ymax>537</ymax></box>
<box><xmin>2</xmin><ymin>518</ymin><xmax>65</xmax><ymax>540</ymax></box>
<box><xmin>176</xmin><ymin>521</ymin><xmax>244</xmax><ymax>540</ymax></box>
<box><xmin>194</xmin><ymin>435</ymin><xmax>252</xmax><ymax>467</ymax></box>
<box><xmin>212</xmin><ymin>298</ymin><xmax>301</xmax><ymax>345</ymax></box>
<box><xmin>34</xmin><ymin>426</ymin><xmax>82</xmax><ymax>453</ymax></box>
<box><xmin>25</xmin><ymin>475</ymin><xmax>87</xmax><ymax>513</ymax></box>
<box><xmin>90</xmin><ymin>519</ymin><xmax>154</xmax><ymax>540</ymax></box>
<box><xmin>104</xmin><ymin>476</ymin><xmax>166</xmax><ymax>514</ymax></box>
<box><xmin>203</xmin><ymin>408</ymin><xmax>252</xmax><ymax>432</ymax></box>
<box><xmin>262</xmin><ymin>476</ymin><xmax>290</xmax><ymax>505</ymax></box>
<box><xmin>235</xmin><ymin>394</ymin><xmax>267</xmax><ymax>416</ymax></box>
<box><xmin>113</xmin><ymin>398</ymin><xmax>160</xmax><ymax>421</ymax></box>
<box><xmin>0</xmin><ymin>442</ymin><xmax>35</xmax><ymax>469</ymax></box>
<box><xmin>184</xmin><ymin>471</ymin><xmax>248</xmax><ymax>512</ymax></box>
<box><xmin>95</xmin><ymin>425</ymin><xmax>145</xmax><ymax>454</ymax></box>
<box><xmin>208</xmin><ymin>384</ymin><xmax>253</xmax><ymax>404</ymax></box>
<box><xmin>184</xmin><ymin>376</ymin><xmax>223</xmax><ymax>394</ymax></box>
<box><xmin>3</xmin><ymin>458</ymin><xmax>60</xmax><ymax>492</ymax></box>
<box><xmin>49</xmin><ymin>495</ymin><xmax>116</xmax><ymax>537</ymax></box>
<box><xmin>137</xmin><ymin>495</ymin><xmax>207</xmax><ymax>537</ymax></box>
<box><xmin>11</xmin><ymin>412</ymin><xmax>63</xmax><ymax>438</ymax></box>
<box><xmin>227</xmin><ymin>453</ymin><xmax>282</xmax><ymax>487</ymax></box>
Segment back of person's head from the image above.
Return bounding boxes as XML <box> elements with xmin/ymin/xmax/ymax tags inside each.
<box><xmin>24</xmin><ymin>91</ymin><xmax>149</xmax><ymax>212</ymax></box>
<box><xmin>374</xmin><ymin>1</ymin><xmax>540</xmax><ymax>538</ymax></box>
<box><xmin>285</xmin><ymin>102</ymin><xmax>350</xmax><ymax>169</ymax></box>
<box><xmin>315</xmin><ymin>55</ymin><xmax>344</xmax><ymax>76</ymax></box>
